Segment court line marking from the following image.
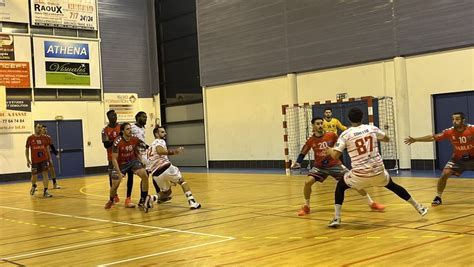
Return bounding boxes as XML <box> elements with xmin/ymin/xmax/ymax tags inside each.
<box><xmin>97</xmin><ymin>239</ymin><xmax>233</xmax><ymax>266</ymax></box>
<box><xmin>1</xmin><ymin>230</ymin><xmax>164</xmax><ymax>261</ymax></box>
<box><xmin>0</xmin><ymin>206</ymin><xmax>235</xmax><ymax>239</ymax></box>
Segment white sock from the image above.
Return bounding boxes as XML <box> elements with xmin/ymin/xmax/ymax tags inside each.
<box><xmin>407</xmin><ymin>197</ymin><xmax>420</xmax><ymax>209</ymax></box>
<box><xmin>335</xmin><ymin>204</ymin><xmax>342</xmax><ymax>219</ymax></box>
<box><xmin>366</xmin><ymin>194</ymin><xmax>374</xmax><ymax>205</ymax></box>
<box><xmin>436</xmin><ymin>192</ymin><xmax>443</xmax><ymax>198</ymax></box>
<box><xmin>304</xmin><ymin>199</ymin><xmax>310</xmax><ymax>206</ymax></box>
<box><xmin>185</xmin><ymin>191</ymin><xmax>197</xmax><ymax>204</ymax></box>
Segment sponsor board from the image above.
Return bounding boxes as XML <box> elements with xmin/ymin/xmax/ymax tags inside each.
<box><xmin>0</xmin><ymin>34</ymin><xmax>14</xmax><ymax>60</ymax></box>
<box><xmin>0</xmin><ymin>0</ymin><xmax>29</xmax><ymax>23</ymax></box>
<box><xmin>31</xmin><ymin>0</ymin><xmax>97</xmax><ymax>30</ymax></box>
<box><xmin>0</xmin><ymin>61</ymin><xmax>31</xmax><ymax>88</ymax></box>
<box><xmin>104</xmin><ymin>93</ymin><xmax>139</xmax><ymax>123</ymax></box>
<box><xmin>45</xmin><ymin>61</ymin><xmax>90</xmax><ymax>85</ymax></box>
<box><xmin>0</xmin><ymin>99</ymin><xmax>32</xmax><ymax>133</ymax></box>
<box><xmin>44</xmin><ymin>41</ymin><xmax>89</xmax><ymax>59</ymax></box>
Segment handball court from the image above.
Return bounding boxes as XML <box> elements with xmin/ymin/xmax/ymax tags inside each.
<box><xmin>0</xmin><ymin>170</ymin><xmax>473</xmax><ymax>266</ymax></box>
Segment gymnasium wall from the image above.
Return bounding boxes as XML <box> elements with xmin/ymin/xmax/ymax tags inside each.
<box><xmin>0</xmin><ymin>98</ymin><xmax>159</xmax><ymax>177</ymax></box>
<box><xmin>205</xmin><ymin>47</ymin><xmax>473</xmax><ymax>165</ymax></box>
<box><xmin>205</xmin><ymin>77</ymin><xmax>289</xmax><ymax>161</ymax></box>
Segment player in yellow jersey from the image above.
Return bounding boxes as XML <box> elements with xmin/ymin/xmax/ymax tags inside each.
<box><xmin>323</xmin><ymin>108</ymin><xmax>347</xmax><ymax>135</ymax></box>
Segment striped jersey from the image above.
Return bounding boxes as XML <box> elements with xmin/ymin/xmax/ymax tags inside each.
<box><xmin>146</xmin><ymin>138</ymin><xmax>171</xmax><ymax>174</ymax></box>
<box><xmin>334</xmin><ymin>124</ymin><xmax>386</xmax><ymax>177</ymax></box>
<box><xmin>131</xmin><ymin>123</ymin><xmax>147</xmax><ymax>155</ymax></box>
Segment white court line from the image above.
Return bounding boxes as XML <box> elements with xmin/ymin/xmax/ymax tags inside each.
<box><xmin>1</xmin><ymin>230</ymin><xmax>164</xmax><ymax>261</ymax></box>
<box><xmin>0</xmin><ymin>206</ymin><xmax>234</xmax><ymax>239</ymax></box>
<box><xmin>97</xmin><ymin>238</ymin><xmax>233</xmax><ymax>266</ymax></box>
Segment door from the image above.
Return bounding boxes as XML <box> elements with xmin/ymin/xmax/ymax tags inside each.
<box><xmin>35</xmin><ymin>120</ymin><xmax>85</xmax><ymax>177</ymax></box>
<box><xmin>433</xmin><ymin>91</ymin><xmax>474</xmax><ymax>169</ymax></box>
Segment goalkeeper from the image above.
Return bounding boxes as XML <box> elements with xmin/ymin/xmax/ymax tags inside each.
<box><xmin>291</xmin><ymin>117</ymin><xmax>385</xmax><ymax>216</ymax></box>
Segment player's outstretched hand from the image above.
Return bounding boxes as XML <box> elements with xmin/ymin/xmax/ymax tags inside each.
<box><xmin>404</xmin><ymin>136</ymin><xmax>415</xmax><ymax>145</ymax></box>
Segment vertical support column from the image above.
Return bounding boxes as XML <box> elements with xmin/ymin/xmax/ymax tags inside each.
<box><xmin>394</xmin><ymin>57</ymin><xmax>411</xmax><ymax>169</ymax></box>
<box><xmin>362</xmin><ymin>96</ymin><xmax>375</xmax><ymax>126</ymax></box>
<box><xmin>282</xmin><ymin>105</ymin><xmax>291</xmax><ymax>176</ymax></box>
<box><xmin>287</xmin><ymin>73</ymin><xmax>298</xmax><ymax>104</ymax></box>
<box><xmin>202</xmin><ymin>86</ymin><xmax>210</xmax><ymax>169</ymax></box>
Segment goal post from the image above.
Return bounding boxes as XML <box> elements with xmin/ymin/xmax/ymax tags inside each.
<box><xmin>282</xmin><ymin>96</ymin><xmax>399</xmax><ymax>175</ymax></box>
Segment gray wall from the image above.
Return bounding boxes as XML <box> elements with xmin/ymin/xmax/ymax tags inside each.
<box><xmin>99</xmin><ymin>0</ymin><xmax>159</xmax><ymax>97</ymax></box>
<box><xmin>197</xmin><ymin>0</ymin><xmax>474</xmax><ymax>87</ymax></box>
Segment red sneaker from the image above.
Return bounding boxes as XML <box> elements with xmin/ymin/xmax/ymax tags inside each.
<box><xmin>105</xmin><ymin>200</ymin><xmax>114</xmax><ymax>209</ymax></box>
<box><xmin>114</xmin><ymin>194</ymin><xmax>120</xmax><ymax>203</ymax></box>
<box><xmin>297</xmin><ymin>205</ymin><xmax>310</xmax><ymax>216</ymax></box>
<box><xmin>124</xmin><ymin>197</ymin><xmax>136</xmax><ymax>208</ymax></box>
<box><xmin>370</xmin><ymin>202</ymin><xmax>385</xmax><ymax>211</ymax></box>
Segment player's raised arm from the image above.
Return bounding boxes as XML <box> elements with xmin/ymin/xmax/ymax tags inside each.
<box><xmin>404</xmin><ymin>135</ymin><xmax>435</xmax><ymax>145</ymax></box>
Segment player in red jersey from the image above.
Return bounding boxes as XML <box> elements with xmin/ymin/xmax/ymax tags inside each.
<box><xmin>41</xmin><ymin>125</ymin><xmax>61</xmax><ymax>189</ymax></box>
<box><xmin>291</xmin><ymin>117</ymin><xmax>384</xmax><ymax>216</ymax></box>
<box><xmin>25</xmin><ymin>124</ymin><xmax>53</xmax><ymax>197</ymax></box>
<box><xmin>106</xmin><ymin>122</ymin><xmax>152</xmax><ymax>212</ymax></box>
<box><xmin>405</xmin><ymin>112</ymin><xmax>474</xmax><ymax>206</ymax></box>
<box><xmin>102</xmin><ymin>110</ymin><xmax>136</xmax><ymax>208</ymax></box>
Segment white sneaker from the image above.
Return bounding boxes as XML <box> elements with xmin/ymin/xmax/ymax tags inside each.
<box><xmin>143</xmin><ymin>195</ymin><xmax>153</xmax><ymax>213</ymax></box>
<box><xmin>328</xmin><ymin>217</ymin><xmax>341</xmax><ymax>228</ymax></box>
<box><xmin>53</xmin><ymin>184</ymin><xmax>61</xmax><ymax>189</ymax></box>
<box><xmin>189</xmin><ymin>201</ymin><xmax>201</xmax><ymax>210</ymax></box>
<box><xmin>417</xmin><ymin>205</ymin><xmax>428</xmax><ymax>216</ymax></box>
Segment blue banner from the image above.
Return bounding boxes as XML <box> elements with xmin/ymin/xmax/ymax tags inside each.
<box><xmin>44</xmin><ymin>41</ymin><xmax>89</xmax><ymax>59</ymax></box>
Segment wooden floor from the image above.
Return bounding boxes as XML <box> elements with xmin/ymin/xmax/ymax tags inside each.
<box><xmin>0</xmin><ymin>171</ymin><xmax>473</xmax><ymax>266</ymax></box>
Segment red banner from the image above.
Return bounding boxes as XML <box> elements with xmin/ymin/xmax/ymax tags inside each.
<box><xmin>0</xmin><ymin>62</ymin><xmax>31</xmax><ymax>88</ymax></box>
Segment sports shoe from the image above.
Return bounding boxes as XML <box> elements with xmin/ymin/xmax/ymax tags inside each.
<box><xmin>370</xmin><ymin>202</ymin><xmax>386</xmax><ymax>211</ymax></box>
<box><xmin>297</xmin><ymin>205</ymin><xmax>310</xmax><ymax>216</ymax></box>
<box><xmin>328</xmin><ymin>217</ymin><xmax>341</xmax><ymax>228</ymax></box>
<box><xmin>53</xmin><ymin>184</ymin><xmax>61</xmax><ymax>189</ymax></box>
<box><xmin>431</xmin><ymin>196</ymin><xmax>442</xmax><ymax>207</ymax></box>
<box><xmin>104</xmin><ymin>200</ymin><xmax>114</xmax><ymax>209</ymax></box>
<box><xmin>157</xmin><ymin>196</ymin><xmax>172</xmax><ymax>204</ymax></box>
<box><xmin>417</xmin><ymin>205</ymin><xmax>428</xmax><ymax>216</ymax></box>
<box><xmin>143</xmin><ymin>195</ymin><xmax>153</xmax><ymax>213</ymax></box>
<box><xmin>124</xmin><ymin>197</ymin><xmax>136</xmax><ymax>208</ymax></box>
<box><xmin>43</xmin><ymin>191</ymin><xmax>53</xmax><ymax>198</ymax></box>
<box><xmin>30</xmin><ymin>185</ymin><xmax>37</xmax><ymax>196</ymax></box>
<box><xmin>189</xmin><ymin>200</ymin><xmax>201</xmax><ymax>210</ymax></box>
<box><xmin>113</xmin><ymin>194</ymin><xmax>120</xmax><ymax>203</ymax></box>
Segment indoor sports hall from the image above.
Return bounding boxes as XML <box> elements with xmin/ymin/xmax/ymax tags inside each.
<box><xmin>1</xmin><ymin>1</ymin><xmax>473</xmax><ymax>266</ymax></box>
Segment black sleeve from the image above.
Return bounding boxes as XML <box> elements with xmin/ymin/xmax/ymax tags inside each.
<box><xmin>103</xmin><ymin>140</ymin><xmax>113</xmax><ymax>149</ymax></box>
<box><xmin>50</xmin><ymin>144</ymin><xmax>58</xmax><ymax>155</ymax></box>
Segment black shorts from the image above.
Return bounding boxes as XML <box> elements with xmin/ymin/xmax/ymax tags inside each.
<box><xmin>32</xmin><ymin>160</ymin><xmax>49</xmax><ymax>175</ymax></box>
<box><xmin>308</xmin><ymin>164</ymin><xmax>349</xmax><ymax>182</ymax></box>
<box><xmin>109</xmin><ymin>160</ymin><xmax>144</xmax><ymax>180</ymax></box>
<box><xmin>444</xmin><ymin>158</ymin><xmax>474</xmax><ymax>176</ymax></box>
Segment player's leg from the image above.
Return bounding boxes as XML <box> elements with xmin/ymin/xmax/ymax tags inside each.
<box><xmin>133</xmin><ymin>166</ymin><xmax>151</xmax><ymax>212</ymax></box>
<box><xmin>40</xmin><ymin>162</ymin><xmax>52</xmax><ymax>197</ymax></box>
<box><xmin>354</xmin><ymin>188</ymin><xmax>385</xmax><ymax>211</ymax></box>
<box><xmin>298</xmin><ymin>176</ymin><xmax>316</xmax><ymax>216</ymax></box>
<box><xmin>125</xmin><ymin>170</ymin><xmax>135</xmax><ymax>207</ymax></box>
<box><xmin>176</xmin><ymin>176</ymin><xmax>201</xmax><ymax>209</ymax></box>
<box><xmin>105</xmin><ymin>169</ymin><xmax>122</xmax><ymax>209</ymax></box>
<box><xmin>382</xmin><ymin>171</ymin><xmax>428</xmax><ymax>216</ymax></box>
<box><xmin>30</xmin><ymin>165</ymin><xmax>38</xmax><ymax>195</ymax></box>
<box><xmin>328</xmin><ymin>176</ymin><xmax>350</xmax><ymax>228</ymax></box>
<box><xmin>49</xmin><ymin>160</ymin><xmax>61</xmax><ymax>189</ymax></box>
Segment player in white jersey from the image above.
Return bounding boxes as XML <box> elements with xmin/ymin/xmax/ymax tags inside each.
<box><xmin>325</xmin><ymin>107</ymin><xmax>428</xmax><ymax>228</ymax></box>
<box><xmin>146</xmin><ymin>126</ymin><xmax>201</xmax><ymax>209</ymax></box>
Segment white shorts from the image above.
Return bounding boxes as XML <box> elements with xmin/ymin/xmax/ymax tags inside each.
<box><xmin>152</xmin><ymin>165</ymin><xmax>182</xmax><ymax>192</ymax></box>
<box><xmin>343</xmin><ymin>169</ymin><xmax>390</xmax><ymax>190</ymax></box>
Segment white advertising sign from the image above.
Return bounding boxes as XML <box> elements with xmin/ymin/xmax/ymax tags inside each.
<box><xmin>0</xmin><ymin>0</ymin><xmax>29</xmax><ymax>23</ymax></box>
<box><xmin>31</xmin><ymin>0</ymin><xmax>97</xmax><ymax>30</ymax></box>
<box><xmin>104</xmin><ymin>93</ymin><xmax>139</xmax><ymax>123</ymax></box>
<box><xmin>33</xmin><ymin>37</ymin><xmax>100</xmax><ymax>89</ymax></box>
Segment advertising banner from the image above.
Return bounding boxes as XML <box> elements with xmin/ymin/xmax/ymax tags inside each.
<box><xmin>33</xmin><ymin>37</ymin><xmax>100</xmax><ymax>89</ymax></box>
<box><xmin>31</xmin><ymin>0</ymin><xmax>97</xmax><ymax>30</ymax></box>
<box><xmin>0</xmin><ymin>34</ymin><xmax>14</xmax><ymax>60</ymax></box>
<box><xmin>0</xmin><ymin>0</ymin><xmax>29</xmax><ymax>23</ymax></box>
<box><xmin>0</xmin><ymin>61</ymin><xmax>31</xmax><ymax>88</ymax></box>
<box><xmin>0</xmin><ymin>99</ymin><xmax>32</xmax><ymax>133</ymax></box>
<box><xmin>104</xmin><ymin>93</ymin><xmax>139</xmax><ymax>123</ymax></box>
